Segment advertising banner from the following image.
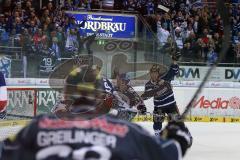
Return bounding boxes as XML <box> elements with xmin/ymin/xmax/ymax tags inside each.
<box><xmin>36</xmin><ymin>88</ymin><xmax>61</xmax><ymax>115</ymax></box>
<box><xmin>6</xmin><ymin>86</ymin><xmax>240</xmax><ymax>122</ymax></box>
<box><xmin>176</xmin><ymin>66</ymin><xmax>240</xmax><ymax>82</ymax></box>
<box><xmin>6</xmin><ymin>88</ymin><xmax>61</xmax><ymax>116</ymax></box>
<box><xmin>173</xmin><ymin>87</ymin><xmax>240</xmax><ymax>118</ymax></box>
<box><xmin>65</xmin><ymin>11</ymin><xmax>137</xmax><ymax>40</ymax></box>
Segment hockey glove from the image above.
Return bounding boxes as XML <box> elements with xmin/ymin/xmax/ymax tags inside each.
<box><xmin>137</xmin><ymin>104</ymin><xmax>147</xmax><ymax>115</ymax></box>
<box><xmin>160</xmin><ymin>121</ymin><xmax>192</xmax><ymax>156</ymax></box>
<box><xmin>172</xmin><ymin>51</ymin><xmax>181</xmax><ymax>61</ymax></box>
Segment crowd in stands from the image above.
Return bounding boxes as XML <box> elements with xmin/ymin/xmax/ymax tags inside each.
<box><xmin>0</xmin><ymin>0</ymin><xmax>92</xmax><ymax>61</ymax></box>
<box><xmin>0</xmin><ymin>0</ymin><xmax>239</xmax><ymax>65</ymax></box>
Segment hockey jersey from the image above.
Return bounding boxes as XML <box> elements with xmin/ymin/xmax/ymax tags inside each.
<box><xmin>0</xmin><ymin>114</ymin><xmax>182</xmax><ymax>160</ymax></box>
<box><xmin>144</xmin><ymin>64</ymin><xmax>179</xmax><ymax>108</ymax></box>
<box><xmin>114</xmin><ymin>85</ymin><xmax>143</xmax><ymax>108</ymax></box>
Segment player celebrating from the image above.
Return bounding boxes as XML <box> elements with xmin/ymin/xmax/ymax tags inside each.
<box><xmin>142</xmin><ymin>63</ymin><xmax>181</xmax><ymax>136</ymax></box>
<box><xmin>0</xmin><ymin>71</ymin><xmax>7</xmax><ymax>119</ymax></box>
<box><xmin>0</xmin><ymin>64</ymin><xmax>192</xmax><ymax>160</ymax></box>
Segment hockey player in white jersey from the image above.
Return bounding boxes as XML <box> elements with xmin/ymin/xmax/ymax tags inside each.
<box><xmin>0</xmin><ymin>71</ymin><xmax>7</xmax><ymax>119</ymax></box>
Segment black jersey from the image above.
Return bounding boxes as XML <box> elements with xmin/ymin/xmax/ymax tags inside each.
<box><xmin>144</xmin><ymin>80</ymin><xmax>176</xmax><ymax>108</ymax></box>
<box><xmin>0</xmin><ymin>114</ymin><xmax>182</xmax><ymax>160</ymax></box>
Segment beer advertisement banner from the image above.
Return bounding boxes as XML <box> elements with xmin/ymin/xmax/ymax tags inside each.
<box><xmin>66</xmin><ymin>11</ymin><xmax>137</xmax><ymax>40</ymax></box>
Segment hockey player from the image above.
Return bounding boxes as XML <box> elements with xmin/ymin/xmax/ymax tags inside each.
<box><xmin>0</xmin><ymin>71</ymin><xmax>7</xmax><ymax>119</ymax></box>
<box><xmin>51</xmin><ymin>64</ymin><xmax>135</xmax><ymax>120</ymax></box>
<box><xmin>0</xmin><ymin>64</ymin><xmax>192</xmax><ymax>160</ymax></box>
<box><xmin>142</xmin><ymin>63</ymin><xmax>181</xmax><ymax>136</ymax></box>
<box><xmin>110</xmin><ymin>73</ymin><xmax>146</xmax><ymax>121</ymax></box>
<box><xmin>115</xmin><ymin>73</ymin><xmax>146</xmax><ymax>113</ymax></box>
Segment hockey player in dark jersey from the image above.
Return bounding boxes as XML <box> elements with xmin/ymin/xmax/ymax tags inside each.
<box><xmin>0</xmin><ymin>64</ymin><xmax>192</xmax><ymax>160</ymax></box>
<box><xmin>142</xmin><ymin>62</ymin><xmax>181</xmax><ymax>136</ymax></box>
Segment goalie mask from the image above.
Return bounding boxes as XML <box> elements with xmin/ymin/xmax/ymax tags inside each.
<box><xmin>53</xmin><ymin>65</ymin><xmax>113</xmax><ymax>120</ymax></box>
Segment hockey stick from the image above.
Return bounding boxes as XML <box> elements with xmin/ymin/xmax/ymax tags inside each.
<box><xmin>6</xmin><ymin>113</ymin><xmax>34</xmax><ymax>119</ymax></box>
<box><xmin>180</xmin><ymin>0</ymin><xmax>230</xmax><ymax>120</ymax></box>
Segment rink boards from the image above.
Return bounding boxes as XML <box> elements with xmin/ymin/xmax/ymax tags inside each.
<box><xmin>3</xmin><ymin>80</ymin><xmax>240</xmax><ymax>123</ymax></box>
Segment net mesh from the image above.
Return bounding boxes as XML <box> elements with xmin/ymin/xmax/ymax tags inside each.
<box><xmin>0</xmin><ymin>88</ymin><xmax>36</xmax><ymax>140</ymax></box>
<box><xmin>6</xmin><ymin>88</ymin><xmax>36</xmax><ymax>119</ymax></box>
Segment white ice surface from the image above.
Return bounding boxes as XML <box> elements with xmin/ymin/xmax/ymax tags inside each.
<box><xmin>137</xmin><ymin>122</ymin><xmax>240</xmax><ymax>160</ymax></box>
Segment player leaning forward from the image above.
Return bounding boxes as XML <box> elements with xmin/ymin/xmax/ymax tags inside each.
<box><xmin>0</xmin><ymin>71</ymin><xmax>7</xmax><ymax>119</ymax></box>
<box><xmin>0</xmin><ymin>64</ymin><xmax>192</xmax><ymax>160</ymax></box>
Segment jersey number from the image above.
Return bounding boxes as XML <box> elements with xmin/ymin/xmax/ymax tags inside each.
<box><xmin>42</xmin><ymin>58</ymin><xmax>52</xmax><ymax>66</ymax></box>
<box><xmin>36</xmin><ymin>145</ymin><xmax>111</xmax><ymax>160</ymax></box>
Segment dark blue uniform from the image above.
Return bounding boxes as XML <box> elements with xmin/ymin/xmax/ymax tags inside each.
<box><xmin>0</xmin><ymin>114</ymin><xmax>183</xmax><ymax>160</ymax></box>
<box><xmin>144</xmin><ymin>64</ymin><xmax>180</xmax><ymax>135</ymax></box>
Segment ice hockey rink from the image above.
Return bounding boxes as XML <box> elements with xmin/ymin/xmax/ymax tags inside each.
<box><xmin>1</xmin><ymin>121</ymin><xmax>239</xmax><ymax>160</ymax></box>
<box><xmin>138</xmin><ymin>122</ymin><xmax>240</xmax><ymax>160</ymax></box>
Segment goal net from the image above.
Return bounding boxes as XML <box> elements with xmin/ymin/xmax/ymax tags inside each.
<box><xmin>6</xmin><ymin>88</ymin><xmax>37</xmax><ymax>119</ymax></box>
<box><xmin>0</xmin><ymin>88</ymin><xmax>37</xmax><ymax>140</ymax></box>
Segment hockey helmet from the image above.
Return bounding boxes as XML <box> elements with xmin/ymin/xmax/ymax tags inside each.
<box><xmin>118</xmin><ymin>73</ymin><xmax>130</xmax><ymax>84</ymax></box>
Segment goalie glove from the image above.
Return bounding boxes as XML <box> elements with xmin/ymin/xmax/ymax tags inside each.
<box><xmin>160</xmin><ymin>121</ymin><xmax>192</xmax><ymax>156</ymax></box>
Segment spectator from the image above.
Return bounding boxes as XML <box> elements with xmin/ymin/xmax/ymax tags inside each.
<box><xmin>207</xmin><ymin>44</ymin><xmax>218</xmax><ymax>65</ymax></box>
<box><xmin>32</xmin><ymin>28</ymin><xmax>48</xmax><ymax>51</ymax></box>
<box><xmin>20</xmin><ymin>28</ymin><xmax>32</xmax><ymax>56</ymax></box>
<box><xmin>174</xmin><ymin>27</ymin><xmax>184</xmax><ymax>49</ymax></box>
<box><xmin>65</xmin><ymin>28</ymin><xmax>78</xmax><ymax>55</ymax></box>
<box><xmin>13</xmin><ymin>17</ymin><xmax>24</xmax><ymax>34</ymax></box>
<box><xmin>234</xmin><ymin>42</ymin><xmax>240</xmax><ymax>63</ymax></box>
<box><xmin>0</xmin><ymin>28</ymin><xmax>9</xmax><ymax>46</ymax></box>
<box><xmin>213</xmin><ymin>32</ymin><xmax>222</xmax><ymax>54</ymax></box>
<box><xmin>51</xmin><ymin>37</ymin><xmax>61</xmax><ymax>60</ymax></box>
<box><xmin>146</xmin><ymin>0</ymin><xmax>154</xmax><ymax>15</ymax></box>
<box><xmin>157</xmin><ymin>17</ymin><xmax>170</xmax><ymax>49</ymax></box>
<box><xmin>27</xmin><ymin>20</ymin><xmax>38</xmax><ymax>35</ymax></box>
